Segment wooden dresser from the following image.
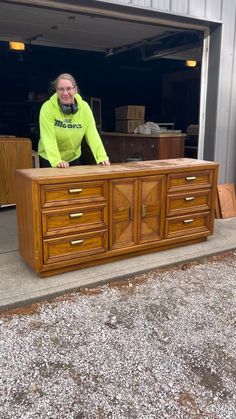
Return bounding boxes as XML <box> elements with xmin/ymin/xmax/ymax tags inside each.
<box><xmin>0</xmin><ymin>137</ymin><xmax>32</xmax><ymax>206</ymax></box>
<box><xmin>15</xmin><ymin>159</ymin><xmax>218</xmax><ymax>277</ymax></box>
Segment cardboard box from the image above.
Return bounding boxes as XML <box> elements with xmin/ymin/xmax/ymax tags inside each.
<box><xmin>115</xmin><ymin>105</ymin><xmax>145</xmax><ymax>120</ymax></box>
<box><xmin>115</xmin><ymin>119</ymin><xmax>144</xmax><ymax>133</ymax></box>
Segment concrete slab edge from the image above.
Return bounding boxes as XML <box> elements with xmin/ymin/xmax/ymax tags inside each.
<box><xmin>1</xmin><ymin>245</ymin><xmax>235</xmax><ymax>314</ymax></box>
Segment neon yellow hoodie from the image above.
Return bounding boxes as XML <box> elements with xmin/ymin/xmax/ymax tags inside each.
<box><xmin>38</xmin><ymin>93</ymin><xmax>108</xmax><ymax>167</ymax></box>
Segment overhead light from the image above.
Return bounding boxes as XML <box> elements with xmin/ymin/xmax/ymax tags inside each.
<box><xmin>9</xmin><ymin>41</ymin><xmax>25</xmax><ymax>51</ymax></box>
<box><xmin>185</xmin><ymin>60</ymin><xmax>197</xmax><ymax>67</ymax></box>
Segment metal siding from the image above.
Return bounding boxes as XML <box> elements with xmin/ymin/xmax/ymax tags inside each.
<box><xmin>131</xmin><ymin>0</ymin><xmax>151</xmax><ymax>5</ymax></box>
<box><xmin>151</xmin><ymin>0</ymin><xmax>171</xmax><ymax>11</ymax></box>
<box><xmin>95</xmin><ymin>0</ymin><xmax>223</xmax><ymax>20</ymax></box>
<box><xmin>225</xmin><ymin>7</ymin><xmax>236</xmax><ymax>181</ymax></box>
<box><xmin>137</xmin><ymin>0</ymin><xmax>151</xmax><ymax>6</ymax></box>
<box><xmin>205</xmin><ymin>0</ymin><xmax>222</xmax><ymax>20</ymax></box>
<box><xmin>105</xmin><ymin>0</ymin><xmax>130</xmax><ymax>4</ymax></box>
<box><xmin>170</xmin><ymin>0</ymin><xmax>189</xmax><ymax>14</ymax></box>
<box><xmin>189</xmin><ymin>0</ymin><xmax>206</xmax><ymax>17</ymax></box>
<box><xmin>214</xmin><ymin>0</ymin><xmax>236</xmax><ymax>182</ymax></box>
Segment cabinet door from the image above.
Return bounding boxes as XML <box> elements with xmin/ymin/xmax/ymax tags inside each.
<box><xmin>109</xmin><ymin>178</ymin><xmax>138</xmax><ymax>249</ymax></box>
<box><xmin>139</xmin><ymin>175</ymin><xmax>165</xmax><ymax>244</ymax></box>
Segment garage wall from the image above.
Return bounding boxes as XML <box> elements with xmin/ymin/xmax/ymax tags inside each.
<box><xmin>95</xmin><ymin>0</ymin><xmax>236</xmax><ymax>183</ymax></box>
<box><xmin>96</xmin><ymin>0</ymin><xmax>223</xmax><ymax>21</ymax></box>
<box><xmin>214</xmin><ymin>0</ymin><xmax>236</xmax><ymax>183</ymax></box>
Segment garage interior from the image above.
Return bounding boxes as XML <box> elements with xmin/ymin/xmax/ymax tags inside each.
<box><xmin>0</xmin><ymin>1</ymin><xmax>203</xmax><ymax>160</ymax></box>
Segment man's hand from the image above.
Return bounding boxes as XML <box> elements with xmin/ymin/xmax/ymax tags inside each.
<box><xmin>57</xmin><ymin>161</ymin><xmax>70</xmax><ymax>168</ymax></box>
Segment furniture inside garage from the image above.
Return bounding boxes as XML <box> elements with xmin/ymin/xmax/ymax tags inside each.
<box><xmin>0</xmin><ymin>33</ymin><xmax>201</xmax><ymax>162</ymax></box>
<box><xmin>101</xmin><ymin>131</ymin><xmax>186</xmax><ymax>162</ymax></box>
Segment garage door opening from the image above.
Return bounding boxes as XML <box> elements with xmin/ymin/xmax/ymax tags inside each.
<box><xmin>0</xmin><ymin>1</ymin><xmax>205</xmax><ymax>163</ymax></box>
<box><xmin>0</xmin><ymin>36</ymin><xmax>202</xmax><ymax>159</ymax></box>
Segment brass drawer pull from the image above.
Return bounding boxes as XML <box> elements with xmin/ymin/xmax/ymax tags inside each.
<box><xmin>183</xmin><ymin>219</ymin><xmax>194</xmax><ymax>224</ymax></box>
<box><xmin>69</xmin><ymin>212</ymin><xmax>83</xmax><ymax>218</ymax></box>
<box><xmin>185</xmin><ymin>197</ymin><xmax>195</xmax><ymax>201</ymax></box>
<box><xmin>68</xmin><ymin>188</ymin><xmax>82</xmax><ymax>193</ymax></box>
<box><xmin>141</xmin><ymin>205</ymin><xmax>147</xmax><ymax>218</ymax></box>
<box><xmin>129</xmin><ymin>206</ymin><xmax>134</xmax><ymax>220</ymax></box>
<box><xmin>70</xmin><ymin>239</ymin><xmax>84</xmax><ymax>245</ymax></box>
<box><xmin>185</xmin><ymin>176</ymin><xmax>196</xmax><ymax>181</ymax></box>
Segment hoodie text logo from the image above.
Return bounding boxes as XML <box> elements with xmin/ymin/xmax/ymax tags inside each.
<box><xmin>54</xmin><ymin>119</ymin><xmax>82</xmax><ymax>129</ymax></box>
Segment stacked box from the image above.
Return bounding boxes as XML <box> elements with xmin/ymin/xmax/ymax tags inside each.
<box><xmin>115</xmin><ymin>105</ymin><xmax>145</xmax><ymax>120</ymax></box>
<box><xmin>115</xmin><ymin>119</ymin><xmax>144</xmax><ymax>133</ymax></box>
<box><xmin>115</xmin><ymin>105</ymin><xmax>145</xmax><ymax>133</ymax></box>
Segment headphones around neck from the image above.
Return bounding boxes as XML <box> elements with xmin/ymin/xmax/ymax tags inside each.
<box><xmin>59</xmin><ymin>102</ymin><xmax>78</xmax><ymax>115</ymax></box>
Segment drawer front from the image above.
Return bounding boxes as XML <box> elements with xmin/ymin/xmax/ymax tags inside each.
<box><xmin>43</xmin><ymin>230</ymin><xmax>108</xmax><ymax>264</ymax></box>
<box><xmin>167</xmin><ymin>170</ymin><xmax>213</xmax><ymax>192</ymax></box>
<box><xmin>41</xmin><ymin>181</ymin><xmax>107</xmax><ymax>208</ymax></box>
<box><xmin>166</xmin><ymin>189</ymin><xmax>212</xmax><ymax>216</ymax></box>
<box><xmin>165</xmin><ymin>212</ymin><xmax>211</xmax><ymax>239</ymax></box>
<box><xmin>42</xmin><ymin>204</ymin><xmax>107</xmax><ymax>237</ymax></box>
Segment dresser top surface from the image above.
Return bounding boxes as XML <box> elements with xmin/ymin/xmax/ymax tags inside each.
<box><xmin>0</xmin><ymin>137</ymin><xmax>31</xmax><ymax>143</ymax></box>
<box><xmin>16</xmin><ymin>159</ymin><xmax>218</xmax><ymax>183</ymax></box>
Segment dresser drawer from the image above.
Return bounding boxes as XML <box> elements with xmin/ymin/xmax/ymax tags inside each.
<box><xmin>166</xmin><ymin>189</ymin><xmax>212</xmax><ymax>216</ymax></box>
<box><xmin>167</xmin><ymin>170</ymin><xmax>213</xmax><ymax>192</ymax></box>
<box><xmin>165</xmin><ymin>212</ymin><xmax>211</xmax><ymax>239</ymax></box>
<box><xmin>41</xmin><ymin>181</ymin><xmax>107</xmax><ymax>208</ymax></box>
<box><xmin>43</xmin><ymin>229</ymin><xmax>108</xmax><ymax>264</ymax></box>
<box><xmin>42</xmin><ymin>204</ymin><xmax>107</xmax><ymax>237</ymax></box>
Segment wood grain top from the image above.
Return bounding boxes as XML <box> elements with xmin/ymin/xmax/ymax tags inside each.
<box><xmin>15</xmin><ymin>159</ymin><xmax>218</xmax><ymax>184</ymax></box>
<box><xmin>0</xmin><ymin>137</ymin><xmax>31</xmax><ymax>143</ymax></box>
<box><xmin>101</xmin><ymin>131</ymin><xmax>185</xmax><ymax>138</ymax></box>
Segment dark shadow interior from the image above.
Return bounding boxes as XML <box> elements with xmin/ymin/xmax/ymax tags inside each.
<box><xmin>0</xmin><ymin>41</ymin><xmax>201</xmax><ymax>154</ymax></box>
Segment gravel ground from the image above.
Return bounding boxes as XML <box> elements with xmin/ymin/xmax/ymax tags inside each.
<box><xmin>0</xmin><ymin>251</ymin><xmax>236</xmax><ymax>419</ymax></box>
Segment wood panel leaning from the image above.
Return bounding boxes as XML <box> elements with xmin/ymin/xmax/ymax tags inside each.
<box><xmin>15</xmin><ymin>159</ymin><xmax>218</xmax><ymax>277</ymax></box>
<box><xmin>0</xmin><ymin>137</ymin><xmax>32</xmax><ymax>206</ymax></box>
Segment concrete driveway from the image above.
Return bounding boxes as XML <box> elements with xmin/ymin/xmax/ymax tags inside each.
<box><xmin>0</xmin><ymin>206</ymin><xmax>236</xmax><ymax>312</ymax></box>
